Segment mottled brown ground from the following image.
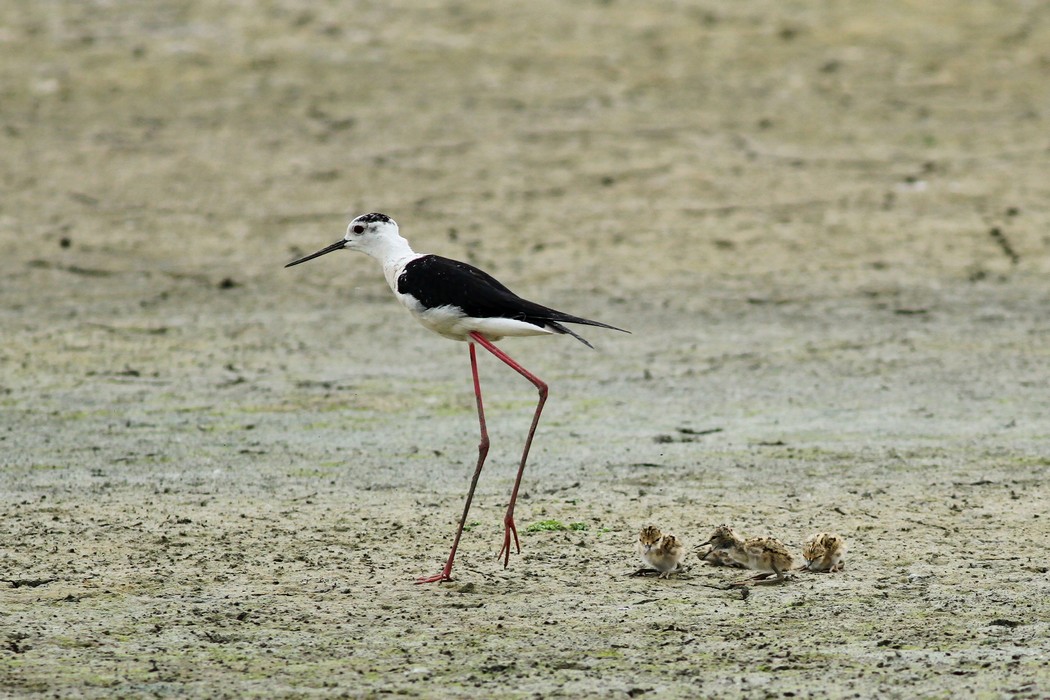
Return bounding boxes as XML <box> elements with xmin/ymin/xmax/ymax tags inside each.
<box><xmin>2</xmin><ymin>2</ymin><xmax>1048</xmax><ymax>698</ymax></box>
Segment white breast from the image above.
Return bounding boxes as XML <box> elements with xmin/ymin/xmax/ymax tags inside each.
<box><xmin>396</xmin><ymin>293</ymin><xmax>555</xmax><ymax>342</ymax></box>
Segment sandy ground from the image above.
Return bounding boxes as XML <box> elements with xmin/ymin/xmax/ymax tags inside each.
<box><xmin>2</xmin><ymin>1</ymin><xmax>1049</xmax><ymax>697</ymax></box>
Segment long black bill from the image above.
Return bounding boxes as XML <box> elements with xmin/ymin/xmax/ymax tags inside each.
<box><xmin>284</xmin><ymin>239</ymin><xmax>347</xmax><ymax>268</ymax></box>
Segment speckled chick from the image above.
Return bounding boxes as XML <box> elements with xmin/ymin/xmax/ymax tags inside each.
<box><xmin>730</xmin><ymin>536</ymin><xmax>794</xmax><ymax>585</ymax></box>
<box><xmin>637</xmin><ymin>526</ymin><xmax>685</xmax><ymax>578</ymax></box>
<box><xmin>799</xmin><ymin>532</ymin><xmax>847</xmax><ymax>573</ymax></box>
<box><xmin>637</xmin><ymin>525</ymin><xmax>662</xmax><ymax>562</ymax></box>
<box><xmin>652</xmin><ymin>534</ymin><xmax>687</xmax><ymax>578</ymax></box>
<box><xmin>698</xmin><ymin>524</ymin><xmax>746</xmax><ymax>568</ymax></box>
<box><xmin>700</xmin><ymin>525</ymin><xmax>794</xmax><ymax>586</ymax></box>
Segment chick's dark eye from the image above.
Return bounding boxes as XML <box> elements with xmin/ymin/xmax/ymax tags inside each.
<box><xmin>352</xmin><ymin>225</ymin><xmax>365</xmax><ymax>234</ymax></box>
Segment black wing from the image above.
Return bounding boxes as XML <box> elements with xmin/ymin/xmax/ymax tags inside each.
<box><xmin>397</xmin><ymin>255</ymin><xmax>626</xmax><ymax>346</ymax></box>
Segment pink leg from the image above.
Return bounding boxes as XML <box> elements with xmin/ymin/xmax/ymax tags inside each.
<box><xmin>469</xmin><ymin>331</ymin><xmax>548</xmax><ymax>569</ymax></box>
<box><xmin>416</xmin><ymin>342</ymin><xmax>490</xmax><ymax>584</ymax></box>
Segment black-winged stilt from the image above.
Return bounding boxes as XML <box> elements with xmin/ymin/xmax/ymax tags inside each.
<box><xmin>285</xmin><ymin>212</ymin><xmax>627</xmax><ymax>583</ymax></box>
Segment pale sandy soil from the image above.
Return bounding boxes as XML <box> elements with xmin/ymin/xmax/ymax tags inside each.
<box><xmin>1</xmin><ymin>2</ymin><xmax>1049</xmax><ymax>698</ymax></box>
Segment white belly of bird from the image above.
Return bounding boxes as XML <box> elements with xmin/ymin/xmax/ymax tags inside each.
<box><xmin>643</xmin><ymin>550</ymin><xmax>676</xmax><ymax>573</ymax></box>
<box><xmin>402</xmin><ymin>297</ymin><xmax>554</xmax><ymax>342</ymax></box>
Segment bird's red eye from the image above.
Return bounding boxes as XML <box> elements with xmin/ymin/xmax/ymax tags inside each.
<box><xmin>353</xmin><ymin>225</ymin><xmax>365</xmax><ymax>234</ymax></box>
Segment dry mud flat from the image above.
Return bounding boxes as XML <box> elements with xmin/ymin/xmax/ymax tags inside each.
<box><xmin>2</xmin><ymin>1</ymin><xmax>1049</xmax><ymax>698</ymax></box>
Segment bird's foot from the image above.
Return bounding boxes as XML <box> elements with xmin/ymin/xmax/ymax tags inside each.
<box><xmin>415</xmin><ymin>566</ymin><xmax>454</xmax><ymax>585</ymax></box>
<box><xmin>497</xmin><ymin>515</ymin><xmax>521</xmax><ymax>568</ymax></box>
<box><xmin>735</xmin><ymin>573</ymin><xmax>793</xmax><ymax>587</ymax></box>
<box><xmin>751</xmin><ymin>575</ymin><xmax>792</xmax><ymax>586</ymax></box>
<box><xmin>729</xmin><ymin>572</ymin><xmax>776</xmax><ymax>588</ymax></box>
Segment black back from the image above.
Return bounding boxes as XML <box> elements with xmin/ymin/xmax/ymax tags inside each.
<box><xmin>397</xmin><ymin>255</ymin><xmax>624</xmax><ymax>344</ymax></box>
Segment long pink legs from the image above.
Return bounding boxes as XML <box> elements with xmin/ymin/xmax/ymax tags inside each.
<box><xmin>416</xmin><ymin>331</ymin><xmax>548</xmax><ymax>583</ymax></box>
<box><xmin>416</xmin><ymin>341</ymin><xmax>489</xmax><ymax>583</ymax></box>
<box><xmin>472</xmin><ymin>332</ymin><xmax>549</xmax><ymax>569</ymax></box>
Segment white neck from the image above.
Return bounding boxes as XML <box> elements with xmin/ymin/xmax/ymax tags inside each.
<box><xmin>362</xmin><ymin>233</ymin><xmax>421</xmax><ymax>292</ymax></box>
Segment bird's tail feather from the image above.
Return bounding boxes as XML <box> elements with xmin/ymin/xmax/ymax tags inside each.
<box><xmin>548</xmin><ymin>321</ymin><xmax>596</xmax><ymax>349</ymax></box>
<box><xmin>549</xmin><ymin>311</ymin><xmax>629</xmax><ymax>333</ymax></box>
<box><xmin>534</xmin><ymin>309</ymin><xmax>628</xmax><ymax>349</ymax></box>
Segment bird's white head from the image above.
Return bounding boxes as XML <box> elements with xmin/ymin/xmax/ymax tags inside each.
<box><xmin>342</xmin><ymin>212</ymin><xmax>400</xmax><ymax>253</ymax></box>
<box><xmin>285</xmin><ymin>212</ymin><xmax>412</xmax><ymax>268</ymax></box>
